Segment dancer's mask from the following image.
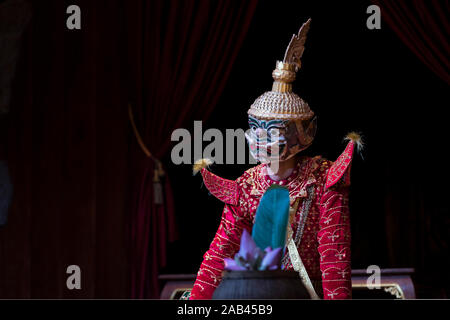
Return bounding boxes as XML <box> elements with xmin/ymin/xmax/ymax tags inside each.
<box><xmin>245</xmin><ymin>19</ymin><xmax>316</xmax><ymax>163</ymax></box>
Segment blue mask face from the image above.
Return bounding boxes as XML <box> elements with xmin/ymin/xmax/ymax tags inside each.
<box><xmin>245</xmin><ymin>115</ymin><xmax>316</xmax><ymax>163</ymax></box>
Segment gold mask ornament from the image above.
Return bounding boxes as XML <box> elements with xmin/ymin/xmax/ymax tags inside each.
<box><xmin>246</xmin><ymin>19</ymin><xmax>316</xmax><ymax>163</ymax></box>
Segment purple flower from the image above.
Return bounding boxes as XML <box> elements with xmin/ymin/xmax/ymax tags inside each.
<box><xmin>224</xmin><ymin>258</ymin><xmax>246</xmax><ymax>271</ymax></box>
<box><xmin>238</xmin><ymin>229</ymin><xmax>258</xmax><ymax>262</ymax></box>
<box><xmin>260</xmin><ymin>247</ymin><xmax>282</xmax><ymax>270</ymax></box>
<box><xmin>223</xmin><ymin>229</ymin><xmax>283</xmax><ymax>271</ymax></box>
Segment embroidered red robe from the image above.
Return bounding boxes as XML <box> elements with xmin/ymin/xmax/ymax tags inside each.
<box><xmin>190</xmin><ymin>141</ymin><xmax>355</xmax><ymax>300</ymax></box>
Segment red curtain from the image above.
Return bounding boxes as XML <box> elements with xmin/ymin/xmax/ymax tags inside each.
<box><xmin>125</xmin><ymin>0</ymin><xmax>258</xmax><ymax>298</ymax></box>
<box><xmin>1</xmin><ymin>0</ymin><xmax>130</xmax><ymax>298</ymax></box>
<box><xmin>373</xmin><ymin>0</ymin><xmax>450</xmax><ymax>84</ymax></box>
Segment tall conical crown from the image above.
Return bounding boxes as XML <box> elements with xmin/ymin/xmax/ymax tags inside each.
<box><xmin>248</xmin><ymin>19</ymin><xmax>314</xmax><ymax>120</ymax></box>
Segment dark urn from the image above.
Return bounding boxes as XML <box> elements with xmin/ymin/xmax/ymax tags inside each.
<box><xmin>212</xmin><ymin>270</ymin><xmax>310</xmax><ymax>299</ymax></box>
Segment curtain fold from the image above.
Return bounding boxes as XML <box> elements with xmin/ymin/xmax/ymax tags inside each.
<box><xmin>373</xmin><ymin>0</ymin><xmax>450</xmax><ymax>84</ymax></box>
<box><xmin>125</xmin><ymin>0</ymin><xmax>258</xmax><ymax>298</ymax></box>
<box><xmin>1</xmin><ymin>0</ymin><xmax>130</xmax><ymax>298</ymax></box>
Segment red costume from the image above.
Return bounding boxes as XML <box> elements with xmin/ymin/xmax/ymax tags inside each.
<box><xmin>189</xmin><ymin>19</ymin><xmax>359</xmax><ymax>299</ymax></box>
<box><xmin>190</xmin><ymin>140</ymin><xmax>355</xmax><ymax>299</ymax></box>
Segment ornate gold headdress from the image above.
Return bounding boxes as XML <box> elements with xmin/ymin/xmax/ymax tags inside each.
<box><xmin>248</xmin><ymin>19</ymin><xmax>314</xmax><ymax>120</ymax></box>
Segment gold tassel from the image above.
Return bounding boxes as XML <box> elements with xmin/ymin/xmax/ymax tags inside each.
<box><xmin>153</xmin><ymin>161</ymin><xmax>165</xmax><ymax>205</ymax></box>
<box><xmin>345</xmin><ymin>131</ymin><xmax>360</xmax><ymax>142</ymax></box>
<box><xmin>128</xmin><ymin>104</ymin><xmax>166</xmax><ymax>204</ymax></box>
<box><xmin>192</xmin><ymin>158</ymin><xmax>213</xmax><ymax>175</ymax></box>
<box><xmin>344</xmin><ymin>131</ymin><xmax>364</xmax><ymax>158</ymax></box>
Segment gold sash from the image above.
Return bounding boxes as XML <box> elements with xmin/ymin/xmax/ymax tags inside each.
<box><xmin>287</xmin><ymin>199</ymin><xmax>320</xmax><ymax>300</ymax></box>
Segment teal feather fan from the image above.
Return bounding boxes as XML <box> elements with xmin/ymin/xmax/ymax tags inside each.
<box><xmin>252</xmin><ymin>185</ymin><xmax>290</xmax><ymax>251</ymax></box>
